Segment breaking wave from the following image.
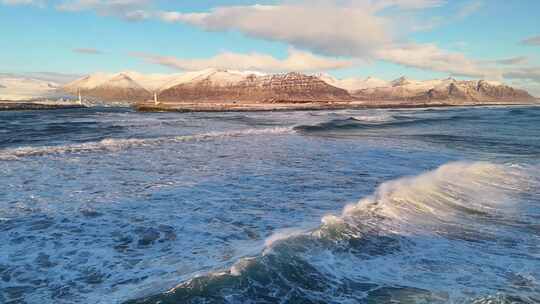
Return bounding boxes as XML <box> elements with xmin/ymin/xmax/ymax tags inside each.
<box><xmin>293</xmin><ymin>115</ymin><xmax>475</xmax><ymax>132</ymax></box>
<box><xmin>351</xmin><ymin>113</ymin><xmax>396</xmax><ymax>123</ymax></box>
<box><xmin>128</xmin><ymin>161</ymin><xmax>540</xmax><ymax>304</ymax></box>
<box><xmin>0</xmin><ymin>127</ymin><xmax>293</xmax><ymax>160</ymax></box>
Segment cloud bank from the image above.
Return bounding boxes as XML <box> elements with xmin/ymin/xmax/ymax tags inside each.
<box><xmin>157</xmin><ymin>1</ymin><xmax>498</xmax><ymax>79</ymax></box>
<box><xmin>132</xmin><ymin>49</ymin><xmax>353</xmax><ymax>73</ymax></box>
<box><xmin>57</xmin><ymin>0</ymin><xmax>151</xmax><ymax>21</ymax></box>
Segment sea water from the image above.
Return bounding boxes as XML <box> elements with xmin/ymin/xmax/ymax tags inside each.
<box><xmin>0</xmin><ymin>106</ymin><xmax>539</xmax><ymax>303</ymax></box>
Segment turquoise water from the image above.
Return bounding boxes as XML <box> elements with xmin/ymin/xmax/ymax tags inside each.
<box><xmin>0</xmin><ymin>106</ymin><xmax>539</xmax><ymax>303</ymax></box>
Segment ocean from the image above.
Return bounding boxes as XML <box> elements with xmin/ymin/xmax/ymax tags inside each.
<box><xmin>0</xmin><ymin>106</ymin><xmax>539</xmax><ymax>303</ymax></box>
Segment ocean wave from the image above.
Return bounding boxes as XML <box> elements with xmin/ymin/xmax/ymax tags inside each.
<box><xmin>294</xmin><ymin>113</ymin><xmax>494</xmax><ymax>133</ymax></box>
<box><xmin>128</xmin><ymin>161</ymin><xmax>540</xmax><ymax>304</ymax></box>
<box><xmin>324</xmin><ymin>162</ymin><xmax>537</xmax><ymax>237</ymax></box>
<box><xmin>293</xmin><ymin>115</ymin><xmax>468</xmax><ymax>133</ymax></box>
<box><xmin>351</xmin><ymin>113</ymin><xmax>395</xmax><ymax>123</ymax></box>
<box><xmin>0</xmin><ymin>127</ymin><xmax>293</xmax><ymax>160</ymax></box>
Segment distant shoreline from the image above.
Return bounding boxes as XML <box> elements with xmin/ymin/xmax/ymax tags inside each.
<box><xmin>0</xmin><ymin>100</ymin><xmax>537</xmax><ymax>112</ymax></box>
<box><xmin>135</xmin><ymin>100</ymin><xmax>540</xmax><ymax>113</ymax></box>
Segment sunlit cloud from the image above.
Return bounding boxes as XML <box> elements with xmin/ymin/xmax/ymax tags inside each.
<box><xmin>131</xmin><ymin>49</ymin><xmax>354</xmax><ymax>73</ymax></box>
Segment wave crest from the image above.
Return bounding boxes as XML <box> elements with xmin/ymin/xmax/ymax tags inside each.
<box><xmin>0</xmin><ymin>127</ymin><xmax>292</xmax><ymax>160</ymax></box>
<box><xmin>129</xmin><ymin>161</ymin><xmax>540</xmax><ymax>304</ymax></box>
<box><xmin>337</xmin><ymin>162</ymin><xmax>535</xmax><ymax>234</ymax></box>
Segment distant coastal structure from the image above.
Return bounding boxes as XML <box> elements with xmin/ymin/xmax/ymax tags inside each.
<box><xmin>78</xmin><ymin>88</ymin><xmax>83</xmax><ymax>105</ymax></box>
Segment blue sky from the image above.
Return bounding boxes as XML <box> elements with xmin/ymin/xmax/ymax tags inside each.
<box><xmin>1</xmin><ymin>0</ymin><xmax>539</xmax><ymax>93</ymax></box>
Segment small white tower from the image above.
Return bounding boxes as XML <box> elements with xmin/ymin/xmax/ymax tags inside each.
<box><xmin>154</xmin><ymin>92</ymin><xmax>159</xmax><ymax>105</ymax></box>
<box><xmin>78</xmin><ymin>88</ymin><xmax>83</xmax><ymax>105</ymax></box>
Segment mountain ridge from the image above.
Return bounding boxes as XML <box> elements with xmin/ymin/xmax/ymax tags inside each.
<box><xmin>60</xmin><ymin>70</ymin><xmax>537</xmax><ymax>104</ymax></box>
<box><xmin>0</xmin><ymin>76</ymin><xmax>62</xmax><ymax>101</ymax></box>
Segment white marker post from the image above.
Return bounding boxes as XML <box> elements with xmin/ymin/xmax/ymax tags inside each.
<box><xmin>78</xmin><ymin>89</ymin><xmax>83</xmax><ymax>105</ymax></box>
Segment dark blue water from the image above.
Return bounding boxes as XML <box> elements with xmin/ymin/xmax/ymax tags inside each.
<box><xmin>0</xmin><ymin>106</ymin><xmax>539</xmax><ymax>304</ymax></box>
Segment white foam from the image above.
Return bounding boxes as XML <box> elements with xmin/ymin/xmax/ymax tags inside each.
<box><xmin>298</xmin><ymin>162</ymin><xmax>538</xmax><ymax>302</ymax></box>
<box><xmin>229</xmin><ymin>257</ymin><xmax>257</xmax><ymax>277</ymax></box>
<box><xmin>352</xmin><ymin>114</ymin><xmax>394</xmax><ymax>123</ymax></box>
<box><xmin>231</xmin><ymin>161</ymin><xmax>537</xmax><ymax>258</ymax></box>
<box><xmin>113</xmin><ymin>161</ymin><xmax>539</xmax><ymax>303</ymax></box>
<box><xmin>0</xmin><ymin>127</ymin><xmax>293</xmax><ymax>160</ymax></box>
<box><xmin>340</xmin><ymin>161</ymin><xmax>535</xmax><ymax>230</ymax></box>
<box><xmin>264</xmin><ymin>227</ymin><xmax>308</xmax><ymax>248</ymax></box>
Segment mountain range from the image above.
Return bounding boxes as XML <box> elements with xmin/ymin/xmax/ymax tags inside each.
<box><xmin>1</xmin><ymin>69</ymin><xmax>536</xmax><ymax>104</ymax></box>
<box><xmin>0</xmin><ymin>75</ymin><xmax>61</xmax><ymax>101</ymax></box>
<box><xmin>63</xmin><ymin>69</ymin><xmax>535</xmax><ymax>104</ymax></box>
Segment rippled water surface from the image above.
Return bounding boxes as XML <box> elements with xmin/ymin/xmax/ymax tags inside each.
<box><xmin>0</xmin><ymin>106</ymin><xmax>539</xmax><ymax>304</ymax></box>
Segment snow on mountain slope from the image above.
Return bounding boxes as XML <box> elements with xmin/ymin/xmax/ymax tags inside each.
<box><xmin>63</xmin><ymin>70</ymin><xmax>535</xmax><ymax>103</ymax></box>
<box><xmin>317</xmin><ymin>73</ymin><xmax>389</xmax><ymax>92</ymax></box>
<box><xmin>157</xmin><ymin>69</ymin><xmax>219</xmax><ymax>91</ymax></box>
<box><xmin>0</xmin><ymin>76</ymin><xmax>61</xmax><ymax>101</ymax></box>
<box><xmin>158</xmin><ymin>71</ymin><xmax>352</xmax><ymax>103</ymax></box>
<box><xmin>189</xmin><ymin>69</ymin><xmax>254</xmax><ymax>87</ymax></box>
<box><xmin>63</xmin><ymin>73</ymin><xmax>112</xmax><ymax>91</ymax></box>
<box><xmin>65</xmin><ymin>69</ymin><xmax>270</xmax><ymax>94</ymax></box>
<box><xmin>95</xmin><ymin>73</ymin><xmax>146</xmax><ymax>90</ymax></box>
<box><xmin>354</xmin><ymin>76</ymin><xmax>534</xmax><ymax>101</ymax></box>
<box><xmin>120</xmin><ymin>71</ymin><xmax>184</xmax><ymax>92</ymax></box>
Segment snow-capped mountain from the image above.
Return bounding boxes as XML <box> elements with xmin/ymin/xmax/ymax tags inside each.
<box><xmin>317</xmin><ymin>73</ymin><xmax>389</xmax><ymax>92</ymax></box>
<box><xmin>63</xmin><ymin>69</ymin><xmax>263</xmax><ymax>94</ymax></box>
<box><xmin>354</xmin><ymin>76</ymin><xmax>534</xmax><ymax>102</ymax></box>
<box><xmin>64</xmin><ymin>73</ymin><xmax>152</xmax><ymax>102</ymax></box>
<box><xmin>0</xmin><ymin>76</ymin><xmax>62</xmax><ymax>101</ymax></box>
<box><xmin>158</xmin><ymin>71</ymin><xmax>351</xmax><ymax>103</ymax></box>
<box><xmin>63</xmin><ymin>70</ymin><xmax>535</xmax><ymax>104</ymax></box>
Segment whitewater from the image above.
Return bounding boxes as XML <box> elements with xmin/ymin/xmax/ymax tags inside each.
<box><xmin>0</xmin><ymin>106</ymin><xmax>539</xmax><ymax>304</ymax></box>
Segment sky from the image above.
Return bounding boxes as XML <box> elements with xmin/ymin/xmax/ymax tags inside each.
<box><xmin>1</xmin><ymin>0</ymin><xmax>539</xmax><ymax>94</ymax></box>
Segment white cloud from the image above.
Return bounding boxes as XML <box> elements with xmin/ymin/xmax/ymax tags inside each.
<box><xmin>156</xmin><ymin>1</ymin><xmax>500</xmax><ymax>79</ymax></box>
<box><xmin>492</xmin><ymin>56</ymin><xmax>528</xmax><ymax>66</ymax></box>
<box><xmin>456</xmin><ymin>0</ymin><xmax>483</xmax><ymax>19</ymax></box>
<box><xmin>157</xmin><ymin>1</ymin><xmax>504</xmax><ymax>79</ymax></box>
<box><xmin>0</xmin><ymin>72</ymin><xmax>81</xmax><ymax>84</ymax></box>
<box><xmin>366</xmin><ymin>0</ymin><xmax>446</xmax><ymax>10</ymax></box>
<box><xmin>57</xmin><ymin>0</ymin><xmax>151</xmax><ymax>21</ymax></box>
<box><xmin>132</xmin><ymin>49</ymin><xmax>354</xmax><ymax>73</ymax></box>
<box><xmin>377</xmin><ymin>43</ymin><xmax>499</xmax><ymax>78</ymax></box>
<box><xmin>1</xmin><ymin>0</ymin><xmax>45</xmax><ymax>6</ymax></box>
<box><xmin>158</xmin><ymin>3</ymin><xmax>393</xmax><ymax>58</ymax></box>
<box><xmin>504</xmin><ymin>67</ymin><xmax>540</xmax><ymax>82</ymax></box>
<box><xmin>73</xmin><ymin>48</ymin><xmax>103</xmax><ymax>55</ymax></box>
<box><xmin>521</xmin><ymin>35</ymin><xmax>540</xmax><ymax>46</ymax></box>
<box><xmin>503</xmin><ymin>67</ymin><xmax>540</xmax><ymax>97</ymax></box>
